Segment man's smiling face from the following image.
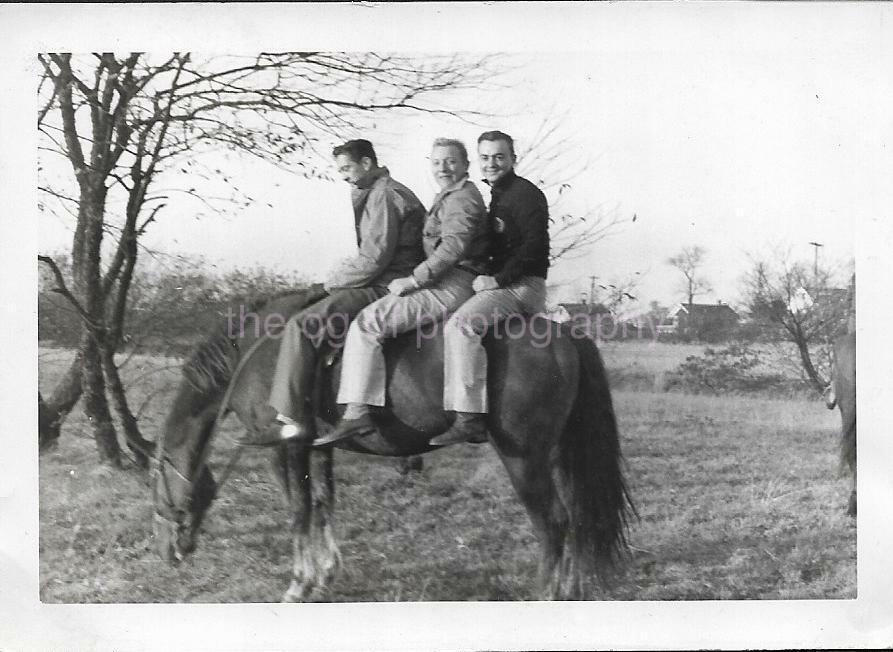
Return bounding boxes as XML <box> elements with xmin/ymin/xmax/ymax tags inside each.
<box><xmin>478</xmin><ymin>138</ymin><xmax>515</xmax><ymax>185</ymax></box>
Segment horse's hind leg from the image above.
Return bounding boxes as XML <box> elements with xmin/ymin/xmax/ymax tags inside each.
<box><xmin>492</xmin><ymin>447</ymin><xmax>567</xmax><ymax>599</ymax></box>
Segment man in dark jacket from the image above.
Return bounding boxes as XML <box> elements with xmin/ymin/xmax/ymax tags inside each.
<box><xmin>431</xmin><ymin>130</ymin><xmax>550</xmax><ymax>446</ymax></box>
<box><xmin>251</xmin><ymin>139</ymin><xmax>425</xmax><ymax>446</ymax></box>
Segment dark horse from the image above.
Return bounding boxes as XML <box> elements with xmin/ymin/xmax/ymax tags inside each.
<box><xmin>824</xmin><ymin>331</ymin><xmax>856</xmax><ymax>516</ymax></box>
<box><xmin>152</xmin><ymin>288</ymin><xmax>634</xmax><ymax>600</ymax></box>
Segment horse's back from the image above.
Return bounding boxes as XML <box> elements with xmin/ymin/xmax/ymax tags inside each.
<box><xmin>326</xmin><ymin>315</ymin><xmax>582</xmax><ymax>456</ymax></box>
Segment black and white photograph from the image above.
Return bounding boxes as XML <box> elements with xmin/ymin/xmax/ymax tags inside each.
<box><xmin>3</xmin><ymin>2</ymin><xmax>893</xmax><ymax>650</ymax></box>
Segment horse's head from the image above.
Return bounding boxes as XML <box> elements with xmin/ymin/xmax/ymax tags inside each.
<box><xmin>152</xmin><ymin>458</ymin><xmax>216</xmax><ymax>563</ymax></box>
<box><xmin>151</xmin><ymin>384</ymin><xmax>220</xmax><ymax>563</ymax></box>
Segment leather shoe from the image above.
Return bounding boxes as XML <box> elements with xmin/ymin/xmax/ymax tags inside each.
<box><xmin>313</xmin><ymin>413</ymin><xmax>379</xmax><ymax>447</ymax></box>
<box><xmin>238</xmin><ymin>419</ymin><xmax>313</xmax><ymax>448</ymax></box>
<box><xmin>429</xmin><ymin>412</ymin><xmax>489</xmax><ymax>447</ymax></box>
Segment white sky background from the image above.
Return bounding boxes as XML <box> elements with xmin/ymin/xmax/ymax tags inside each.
<box><xmin>35</xmin><ymin>4</ymin><xmax>887</xmax><ymax>312</ymax></box>
<box><xmin>6</xmin><ymin>3</ymin><xmax>893</xmax><ymax>650</ymax></box>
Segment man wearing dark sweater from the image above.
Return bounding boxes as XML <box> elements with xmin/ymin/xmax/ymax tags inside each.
<box><xmin>431</xmin><ymin>130</ymin><xmax>550</xmax><ymax>446</ymax></box>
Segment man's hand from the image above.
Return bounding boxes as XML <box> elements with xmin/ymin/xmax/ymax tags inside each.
<box><xmin>472</xmin><ymin>275</ymin><xmax>500</xmax><ymax>292</ymax></box>
<box><xmin>388</xmin><ymin>276</ymin><xmax>420</xmax><ymax>296</ymax></box>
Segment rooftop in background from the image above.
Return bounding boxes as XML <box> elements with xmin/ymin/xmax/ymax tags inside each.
<box><xmin>667</xmin><ymin>302</ymin><xmax>740</xmax><ymax>319</ymax></box>
<box><xmin>559</xmin><ymin>301</ymin><xmax>614</xmax><ymax>317</ymax></box>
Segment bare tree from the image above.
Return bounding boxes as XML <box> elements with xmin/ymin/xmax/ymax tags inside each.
<box><xmin>37</xmin><ymin>51</ymin><xmax>500</xmax><ymax>465</ymax></box>
<box><xmin>741</xmin><ymin>248</ymin><xmax>853</xmax><ymax>393</ymax></box>
<box><xmin>515</xmin><ymin>113</ymin><xmax>629</xmax><ymax>264</ymax></box>
<box><xmin>589</xmin><ymin>272</ymin><xmax>641</xmax><ymax>317</ymax></box>
<box><xmin>667</xmin><ymin>245</ymin><xmax>712</xmax><ymax>307</ymax></box>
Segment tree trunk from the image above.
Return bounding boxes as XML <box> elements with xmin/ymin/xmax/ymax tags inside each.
<box><xmin>100</xmin><ymin>346</ymin><xmax>153</xmax><ymax>468</ymax></box>
<box><xmin>96</xmin><ymin>194</ymin><xmax>155</xmax><ymax>468</ymax></box>
<box><xmin>793</xmin><ymin>327</ymin><xmax>825</xmax><ymax>394</ymax></box>
<box><xmin>82</xmin><ymin>336</ymin><xmax>122</xmax><ymax>466</ymax></box>
<box><xmin>38</xmin><ymin>345</ymin><xmax>84</xmax><ymax>450</ymax></box>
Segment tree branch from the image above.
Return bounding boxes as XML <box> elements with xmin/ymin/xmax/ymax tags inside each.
<box><xmin>37</xmin><ymin>255</ymin><xmax>99</xmax><ymax>330</ymax></box>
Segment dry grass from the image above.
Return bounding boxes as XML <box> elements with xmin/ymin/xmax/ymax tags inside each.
<box><xmin>598</xmin><ymin>340</ymin><xmax>707</xmax><ymax>376</ymax></box>
<box><xmin>37</xmin><ymin>346</ymin><xmax>855</xmax><ymax>602</ymax></box>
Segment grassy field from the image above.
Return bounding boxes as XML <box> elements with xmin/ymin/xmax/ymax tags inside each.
<box><xmin>37</xmin><ymin>344</ymin><xmax>855</xmax><ymax>602</ymax></box>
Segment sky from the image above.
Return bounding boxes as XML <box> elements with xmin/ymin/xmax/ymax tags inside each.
<box><xmin>34</xmin><ymin>4</ymin><xmax>889</xmax><ymax>316</ymax></box>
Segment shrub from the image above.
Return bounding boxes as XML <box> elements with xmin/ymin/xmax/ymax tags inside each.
<box><xmin>38</xmin><ymin>254</ymin><xmax>312</xmax><ymax>356</ymax></box>
<box><xmin>665</xmin><ymin>343</ymin><xmax>791</xmax><ymax>395</ymax></box>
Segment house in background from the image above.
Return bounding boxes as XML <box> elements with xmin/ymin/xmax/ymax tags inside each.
<box><xmin>658</xmin><ymin>301</ymin><xmax>740</xmax><ymax>341</ymax></box>
<box><xmin>547</xmin><ymin>300</ymin><xmax>612</xmax><ymax>324</ymax></box>
<box><xmin>545</xmin><ymin>299</ymin><xmax>621</xmax><ymax>340</ymax></box>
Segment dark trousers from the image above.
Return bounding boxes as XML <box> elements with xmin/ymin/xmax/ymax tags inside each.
<box><xmin>268</xmin><ymin>286</ymin><xmax>387</xmax><ymax>419</ymax></box>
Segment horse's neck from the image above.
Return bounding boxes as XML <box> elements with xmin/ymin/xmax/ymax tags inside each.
<box><xmin>163</xmin><ymin>380</ymin><xmax>221</xmax><ymax>464</ymax></box>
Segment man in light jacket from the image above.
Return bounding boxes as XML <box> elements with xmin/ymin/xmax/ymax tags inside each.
<box><xmin>252</xmin><ymin>139</ymin><xmax>425</xmax><ymax>446</ymax></box>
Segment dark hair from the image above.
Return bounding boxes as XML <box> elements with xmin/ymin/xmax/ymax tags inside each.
<box><xmin>332</xmin><ymin>139</ymin><xmax>378</xmax><ymax>166</ymax></box>
<box><xmin>477</xmin><ymin>130</ymin><xmax>515</xmax><ymax>158</ymax></box>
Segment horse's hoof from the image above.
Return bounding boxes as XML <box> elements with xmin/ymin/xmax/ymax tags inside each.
<box><xmin>282</xmin><ymin>588</ymin><xmax>306</xmax><ymax>602</ymax></box>
<box><xmin>282</xmin><ymin>578</ymin><xmax>310</xmax><ymax>603</ymax></box>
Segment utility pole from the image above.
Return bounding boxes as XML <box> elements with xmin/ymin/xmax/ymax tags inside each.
<box><xmin>589</xmin><ymin>275</ymin><xmax>597</xmax><ymax>304</ymax></box>
<box><xmin>808</xmin><ymin>241</ymin><xmax>824</xmax><ymax>280</ymax></box>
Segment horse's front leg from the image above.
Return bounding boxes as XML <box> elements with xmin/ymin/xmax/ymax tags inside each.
<box><xmin>281</xmin><ymin>443</ymin><xmax>341</xmax><ymax>602</ymax></box>
<box><xmin>308</xmin><ymin>447</ymin><xmax>341</xmax><ymax>588</ymax></box>
<box><xmin>280</xmin><ymin>441</ymin><xmax>313</xmax><ymax>602</ymax></box>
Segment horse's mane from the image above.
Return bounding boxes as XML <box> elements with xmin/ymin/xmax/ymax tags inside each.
<box><xmin>181</xmin><ymin>288</ymin><xmax>311</xmax><ymax>395</ymax></box>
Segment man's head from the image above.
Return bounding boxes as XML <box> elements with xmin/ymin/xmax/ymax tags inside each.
<box><xmin>477</xmin><ymin>130</ymin><xmax>516</xmax><ymax>185</ymax></box>
<box><xmin>430</xmin><ymin>138</ymin><xmax>470</xmax><ymax>190</ymax></box>
<box><xmin>332</xmin><ymin>139</ymin><xmax>378</xmax><ymax>186</ymax></box>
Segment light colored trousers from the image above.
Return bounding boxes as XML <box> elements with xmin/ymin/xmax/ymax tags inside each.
<box><xmin>269</xmin><ymin>286</ymin><xmax>386</xmax><ymax>419</ymax></box>
<box><xmin>443</xmin><ymin>276</ymin><xmax>547</xmax><ymax>413</ymax></box>
<box><xmin>337</xmin><ymin>268</ymin><xmax>475</xmax><ymax>407</ymax></box>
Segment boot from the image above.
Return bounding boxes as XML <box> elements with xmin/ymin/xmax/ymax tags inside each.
<box><xmin>241</xmin><ymin>417</ymin><xmax>314</xmax><ymax>447</ymax></box>
<box><xmin>313</xmin><ymin>411</ymin><xmax>380</xmax><ymax>448</ymax></box>
<box><xmin>247</xmin><ymin>333</ymin><xmax>320</xmax><ymax>447</ymax></box>
<box><xmin>429</xmin><ymin>412</ymin><xmax>489</xmax><ymax>447</ymax></box>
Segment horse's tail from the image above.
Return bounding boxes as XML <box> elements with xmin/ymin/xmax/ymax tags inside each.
<box><xmin>552</xmin><ymin>328</ymin><xmax>635</xmax><ymax>597</ymax></box>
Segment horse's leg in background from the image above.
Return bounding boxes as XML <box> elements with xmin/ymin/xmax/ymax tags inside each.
<box><xmin>398</xmin><ymin>455</ymin><xmax>424</xmax><ymax>474</ymax></box>
<box><xmin>268</xmin><ymin>446</ymin><xmax>293</xmax><ymax>510</ymax></box>
<box><xmin>844</xmin><ymin>418</ymin><xmax>856</xmax><ymax>517</ymax></box>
